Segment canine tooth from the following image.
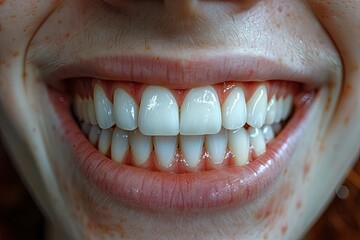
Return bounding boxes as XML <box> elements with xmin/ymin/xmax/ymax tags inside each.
<box><xmin>222</xmin><ymin>87</ymin><xmax>247</xmax><ymax>130</ymax></box>
<box><xmin>180</xmin><ymin>86</ymin><xmax>221</xmax><ymax>135</ymax></box>
<box><xmin>265</xmin><ymin>96</ymin><xmax>276</xmax><ymax>125</ymax></box>
<box><xmin>262</xmin><ymin>125</ymin><xmax>275</xmax><ymax>143</ymax></box>
<box><xmin>111</xmin><ymin>127</ymin><xmax>129</xmax><ymax>163</ymax></box>
<box><xmin>274</xmin><ymin>97</ymin><xmax>283</xmax><ymax>123</ymax></box>
<box><xmin>247</xmin><ymin>85</ymin><xmax>267</xmax><ymax>128</ymax></box>
<box><xmin>248</xmin><ymin>127</ymin><xmax>266</xmax><ymax>156</ymax></box>
<box><xmin>228</xmin><ymin>128</ymin><xmax>249</xmax><ymax>166</ymax></box>
<box><xmin>94</xmin><ymin>84</ymin><xmax>114</xmax><ymax>129</ymax></box>
<box><xmin>139</xmin><ymin>86</ymin><xmax>179</xmax><ymax>136</ymax></box>
<box><xmin>282</xmin><ymin>95</ymin><xmax>293</xmax><ymax>120</ymax></box>
<box><xmin>80</xmin><ymin>123</ymin><xmax>92</xmax><ymax>136</ymax></box>
<box><xmin>89</xmin><ymin>125</ymin><xmax>101</xmax><ymax>146</ymax></box>
<box><xmin>98</xmin><ymin>128</ymin><xmax>113</xmax><ymax>155</ymax></box>
<box><xmin>154</xmin><ymin>136</ymin><xmax>178</xmax><ymax>168</ymax></box>
<box><xmin>88</xmin><ymin>97</ymin><xmax>97</xmax><ymax>125</ymax></box>
<box><xmin>180</xmin><ymin>135</ymin><xmax>204</xmax><ymax>168</ymax></box>
<box><xmin>113</xmin><ymin>88</ymin><xmax>138</xmax><ymax>131</ymax></box>
<box><xmin>205</xmin><ymin>128</ymin><xmax>228</xmax><ymax>164</ymax></box>
<box><xmin>129</xmin><ymin>130</ymin><xmax>153</xmax><ymax>166</ymax></box>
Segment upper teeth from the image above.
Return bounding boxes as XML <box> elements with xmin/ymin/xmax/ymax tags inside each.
<box><xmin>74</xmin><ymin>83</ymin><xmax>294</xmax><ymax>171</ymax></box>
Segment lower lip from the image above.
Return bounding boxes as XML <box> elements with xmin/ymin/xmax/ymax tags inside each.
<box><xmin>50</xmin><ymin>88</ymin><xmax>314</xmax><ymax>212</ymax></box>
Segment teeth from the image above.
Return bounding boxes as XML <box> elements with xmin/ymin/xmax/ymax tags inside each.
<box><xmin>282</xmin><ymin>95</ymin><xmax>293</xmax><ymax>120</ymax></box>
<box><xmin>88</xmin><ymin>97</ymin><xmax>97</xmax><ymax>125</ymax></box>
<box><xmin>246</xmin><ymin>85</ymin><xmax>267</xmax><ymax>128</ymax></box>
<box><xmin>228</xmin><ymin>128</ymin><xmax>249</xmax><ymax>166</ymax></box>
<box><xmin>274</xmin><ymin>97</ymin><xmax>283</xmax><ymax>123</ymax></box>
<box><xmin>180</xmin><ymin>86</ymin><xmax>221</xmax><ymax>135</ymax></box>
<box><xmin>82</xmin><ymin>98</ymin><xmax>91</xmax><ymax>124</ymax></box>
<box><xmin>180</xmin><ymin>135</ymin><xmax>204</xmax><ymax>168</ymax></box>
<box><xmin>205</xmin><ymin>128</ymin><xmax>228</xmax><ymax>164</ymax></box>
<box><xmin>89</xmin><ymin>125</ymin><xmax>101</xmax><ymax>146</ymax></box>
<box><xmin>154</xmin><ymin>136</ymin><xmax>178</xmax><ymax>168</ymax></box>
<box><xmin>113</xmin><ymin>88</ymin><xmax>138</xmax><ymax>131</ymax></box>
<box><xmin>98</xmin><ymin>128</ymin><xmax>113</xmax><ymax>155</ymax></box>
<box><xmin>139</xmin><ymin>86</ymin><xmax>179</xmax><ymax>136</ymax></box>
<box><xmin>111</xmin><ymin>127</ymin><xmax>129</xmax><ymax>163</ymax></box>
<box><xmin>265</xmin><ymin>95</ymin><xmax>276</xmax><ymax>125</ymax></box>
<box><xmin>222</xmin><ymin>87</ymin><xmax>247</xmax><ymax>130</ymax></box>
<box><xmin>94</xmin><ymin>84</ymin><xmax>114</xmax><ymax>129</ymax></box>
<box><xmin>261</xmin><ymin>125</ymin><xmax>275</xmax><ymax>143</ymax></box>
<box><xmin>248</xmin><ymin>127</ymin><xmax>266</xmax><ymax>157</ymax></box>
<box><xmin>129</xmin><ymin>130</ymin><xmax>153</xmax><ymax>166</ymax></box>
<box><xmin>80</xmin><ymin>123</ymin><xmax>91</xmax><ymax>136</ymax></box>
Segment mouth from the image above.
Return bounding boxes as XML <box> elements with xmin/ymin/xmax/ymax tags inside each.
<box><xmin>50</xmin><ymin>55</ymin><xmax>317</xmax><ymax>212</ymax></box>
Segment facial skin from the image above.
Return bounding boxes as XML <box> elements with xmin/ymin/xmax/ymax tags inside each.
<box><xmin>0</xmin><ymin>0</ymin><xmax>360</xmax><ymax>239</ymax></box>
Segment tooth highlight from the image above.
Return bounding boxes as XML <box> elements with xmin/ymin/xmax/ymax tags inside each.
<box><xmin>262</xmin><ymin>125</ymin><xmax>275</xmax><ymax>143</ymax></box>
<box><xmin>129</xmin><ymin>130</ymin><xmax>153</xmax><ymax>166</ymax></box>
<box><xmin>246</xmin><ymin>85</ymin><xmax>267</xmax><ymax>128</ymax></box>
<box><xmin>98</xmin><ymin>128</ymin><xmax>113</xmax><ymax>155</ymax></box>
<box><xmin>222</xmin><ymin>87</ymin><xmax>247</xmax><ymax>130</ymax></box>
<box><xmin>180</xmin><ymin>135</ymin><xmax>204</xmax><ymax>168</ymax></box>
<box><xmin>205</xmin><ymin>128</ymin><xmax>228</xmax><ymax>164</ymax></box>
<box><xmin>113</xmin><ymin>88</ymin><xmax>138</xmax><ymax>131</ymax></box>
<box><xmin>228</xmin><ymin>128</ymin><xmax>249</xmax><ymax>166</ymax></box>
<box><xmin>265</xmin><ymin>95</ymin><xmax>276</xmax><ymax>125</ymax></box>
<box><xmin>139</xmin><ymin>86</ymin><xmax>179</xmax><ymax>136</ymax></box>
<box><xmin>248</xmin><ymin>127</ymin><xmax>266</xmax><ymax>157</ymax></box>
<box><xmin>154</xmin><ymin>136</ymin><xmax>178</xmax><ymax>168</ymax></box>
<box><xmin>111</xmin><ymin>127</ymin><xmax>129</xmax><ymax>163</ymax></box>
<box><xmin>94</xmin><ymin>84</ymin><xmax>114</xmax><ymax>129</ymax></box>
<box><xmin>180</xmin><ymin>86</ymin><xmax>221</xmax><ymax>135</ymax></box>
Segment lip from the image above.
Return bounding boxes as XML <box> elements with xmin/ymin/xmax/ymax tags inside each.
<box><xmin>50</xmin><ymin>82</ymin><xmax>315</xmax><ymax>211</ymax></box>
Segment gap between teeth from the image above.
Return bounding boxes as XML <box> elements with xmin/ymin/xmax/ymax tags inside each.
<box><xmin>74</xmin><ymin>84</ymin><xmax>293</xmax><ymax>172</ymax></box>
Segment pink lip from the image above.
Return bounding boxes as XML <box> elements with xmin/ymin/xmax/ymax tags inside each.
<box><xmin>50</xmin><ymin>85</ymin><xmax>315</xmax><ymax>212</ymax></box>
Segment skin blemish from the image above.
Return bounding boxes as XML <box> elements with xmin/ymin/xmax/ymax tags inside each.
<box><xmin>277</xmin><ymin>6</ymin><xmax>283</xmax><ymax>13</ymax></box>
<box><xmin>296</xmin><ymin>200</ymin><xmax>302</xmax><ymax>210</ymax></box>
<box><xmin>343</xmin><ymin>116</ymin><xmax>350</xmax><ymax>126</ymax></box>
<box><xmin>281</xmin><ymin>224</ymin><xmax>288</xmax><ymax>234</ymax></box>
<box><xmin>11</xmin><ymin>51</ymin><xmax>19</xmax><ymax>57</ymax></box>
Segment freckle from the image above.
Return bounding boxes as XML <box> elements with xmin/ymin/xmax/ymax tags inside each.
<box><xmin>0</xmin><ymin>0</ymin><xmax>6</xmax><ymax>5</ymax></box>
<box><xmin>303</xmin><ymin>162</ymin><xmax>311</xmax><ymax>177</ymax></box>
<box><xmin>58</xmin><ymin>20</ymin><xmax>62</xmax><ymax>24</ymax></box>
<box><xmin>296</xmin><ymin>200</ymin><xmax>302</xmax><ymax>210</ymax></box>
<box><xmin>11</xmin><ymin>51</ymin><xmax>19</xmax><ymax>57</ymax></box>
<box><xmin>281</xmin><ymin>224</ymin><xmax>288</xmax><ymax>234</ymax></box>
<box><xmin>64</xmin><ymin>32</ymin><xmax>70</xmax><ymax>38</ymax></box>
<box><xmin>343</xmin><ymin>116</ymin><xmax>350</xmax><ymax>125</ymax></box>
<box><xmin>277</xmin><ymin>6</ymin><xmax>283</xmax><ymax>13</ymax></box>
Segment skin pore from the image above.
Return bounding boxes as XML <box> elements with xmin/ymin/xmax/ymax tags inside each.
<box><xmin>0</xmin><ymin>0</ymin><xmax>360</xmax><ymax>239</ymax></box>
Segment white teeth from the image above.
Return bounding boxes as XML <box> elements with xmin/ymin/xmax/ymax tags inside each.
<box><xmin>265</xmin><ymin>95</ymin><xmax>276</xmax><ymax>125</ymax></box>
<box><xmin>98</xmin><ymin>128</ymin><xmax>113</xmax><ymax>155</ymax></box>
<box><xmin>272</xmin><ymin>123</ymin><xmax>282</xmax><ymax>134</ymax></box>
<box><xmin>248</xmin><ymin>127</ymin><xmax>266</xmax><ymax>157</ymax></box>
<box><xmin>261</xmin><ymin>125</ymin><xmax>275</xmax><ymax>143</ymax></box>
<box><xmin>113</xmin><ymin>88</ymin><xmax>138</xmax><ymax>131</ymax></box>
<box><xmin>129</xmin><ymin>130</ymin><xmax>153</xmax><ymax>166</ymax></box>
<box><xmin>89</xmin><ymin>125</ymin><xmax>101</xmax><ymax>146</ymax></box>
<box><xmin>222</xmin><ymin>87</ymin><xmax>247</xmax><ymax>130</ymax></box>
<box><xmin>139</xmin><ymin>86</ymin><xmax>179</xmax><ymax>136</ymax></box>
<box><xmin>82</xmin><ymin>98</ymin><xmax>91</xmax><ymax>124</ymax></box>
<box><xmin>180</xmin><ymin>135</ymin><xmax>204</xmax><ymax>168</ymax></box>
<box><xmin>205</xmin><ymin>128</ymin><xmax>228</xmax><ymax>164</ymax></box>
<box><xmin>180</xmin><ymin>86</ymin><xmax>221</xmax><ymax>135</ymax></box>
<box><xmin>274</xmin><ymin>97</ymin><xmax>283</xmax><ymax>123</ymax></box>
<box><xmin>154</xmin><ymin>136</ymin><xmax>178</xmax><ymax>168</ymax></box>
<box><xmin>246</xmin><ymin>85</ymin><xmax>268</xmax><ymax>128</ymax></box>
<box><xmin>94</xmin><ymin>84</ymin><xmax>114</xmax><ymax>129</ymax></box>
<box><xmin>282</xmin><ymin>95</ymin><xmax>293</xmax><ymax>120</ymax></box>
<box><xmin>111</xmin><ymin>127</ymin><xmax>129</xmax><ymax>163</ymax></box>
<box><xmin>88</xmin><ymin>97</ymin><xmax>97</xmax><ymax>125</ymax></box>
<box><xmin>228</xmin><ymin>128</ymin><xmax>249</xmax><ymax>166</ymax></box>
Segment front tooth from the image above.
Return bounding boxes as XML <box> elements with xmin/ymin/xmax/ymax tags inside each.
<box><xmin>228</xmin><ymin>128</ymin><xmax>249</xmax><ymax>166</ymax></box>
<box><xmin>89</xmin><ymin>125</ymin><xmax>101</xmax><ymax>146</ymax></box>
<box><xmin>222</xmin><ymin>87</ymin><xmax>247</xmax><ymax>130</ymax></box>
<box><xmin>113</xmin><ymin>88</ymin><xmax>138</xmax><ymax>131</ymax></box>
<box><xmin>94</xmin><ymin>84</ymin><xmax>114</xmax><ymax>129</ymax></box>
<box><xmin>246</xmin><ymin>85</ymin><xmax>267</xmax><ymax>128</ymax></box>
<box><xmin>129</xmin><ymin>130</ymin><xmax>153</xmax><ymax>166</ymax></box>
<box><xmin>262</xmin><ymin>125</ymin><xmax>275</xmax><ymax>143</ymax></box>
<box><xmin>98</xmin><ymin>128</ymin><xmax>113</xmax><ymax>155</ymax></box>
<box><xmin>205</xmin><ymin>128</ymin><xmax>228</xmax><ymax>164</ymax></box>
<box><xmin>180</xmin><ymin>135</ymin><xmax>204</xmax><ymax>168</ymax></box>
<box><xmin>274</xmin><ymin>97</ymin><xmax>283</xmax><ymax>123</ymax></box>
<box><xmin>88</xmin><ymin>97</ymin><xmax>97</xmax><ymax>125</ymax></box>
<box><xmin>282</xmin><ymin>95</ymin><xmax>293</xmax><ymax>120</ymax></box>
<box><xmin>111</xmin><ymin>127</ymin><xmax>129</xmax><ymax>163</ymax></box>
<box><xmin>154</xmin><ymin>136</ymin><xmax>178</xmax><ymax>168</ymax></box>
<box><xmin>265</xmin><ymin>95</ymin><xmax>277</xmax><ymax>125</ymax></box>
<box><xmin>248</xmin><ymin>127</ymin><xmax>266</xmax><ymax>157</ymax></box>
<box><xmin>139</xmin><ymin>86</ymin><xmax>179</xmax><ymax>136</ymax></box>
<box><xmin>180</xmin><ymin>86</ymin><xmax>221</xmax><ymax>135</ymax></box>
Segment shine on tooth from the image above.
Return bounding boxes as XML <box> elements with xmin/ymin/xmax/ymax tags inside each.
<box><xmin>274</xmin><ymin>97</ymin><xmax>283</xmax><ymax>123</ymax></box>
<box><xmin>228</xmin><ymin>128</ymin><xmax>249</xmax><ymax>166</ymax></box>
<box><xmin>282</xmin><ymin>95</ymin><xmax>293</xmax><ymax>120</ymax></box>
<box><xmin>98</xmin><ymin>128</ymin><xmax>113</xmax><ymax>155</ymax></box>
<box><xmin>129</xmin><ymin>130</ymin><xmax>153</xmax><ymax>166</ymax></box>
<box><xmin>248</xmin><ymin>127</ymin><xmax>266</xmax><ymax>157</ymax></box>
<box><xmin>205</xmin><ymin>128</ymin><xmax>228</xmax><ymax>164</ymax></box>
<box><xmin>154</xmin><ymin>136</ymin><xmax>178</xmax><ymax>168</ymax></box>
<box><xmin>222</xmin><ymin>87</ymin><xmax>247</xmax><ymax>130</ymax></box>
<box><xmin>265</xmin><ymin>95</ymin><xmax>277</xmax><ymax>125</ymax></box>
<box><xmin>88</xmin><ymin>97</ymin><xmax>97</xmax><ymax>125</ymax></box>
<box><xmin>94</xmin><ymin>84</ymin><xmax>114</xmax><ymax>129</ymax></box>
<box><xmin>111</xmin><ymin>127</ymin><xmax>129</xmax><ymax>163</ymax></box>
<box><xmin>113</xmin><ymin>88</ymin><xmax>138</xmax><ymax>131</ymax></box>
<box><xmin>180</xmin><ymin>135</ymin><xmax>204</xmax><ymax>168</ymax></box>
<box><xmin>89</xmin><ymin>125</ymin><xmax>101</xmax><ymax>146</ymax></box>
<box><xmin>139</xmin><ymin>86</ymin><xmax>179</xmax><ymax>136</ymax></box>
<box><xmin>180</xmin><ymin>86</ymin><xmax>221</xmax><ymax>135</ymax></box>
<box><xmin>262</xmin><ymin>125</ymin><xmax>275</xmax><ymax>143</ymax></box>
<box><xmin>246</xmin><ymin>85</ymin><xmax>268</xmax><ymax>128</ymax></box>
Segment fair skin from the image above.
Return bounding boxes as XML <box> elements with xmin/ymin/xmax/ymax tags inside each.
<box><xmin>0</xmin><ymin>0</ymin><xmax>360</xmax><ymax>239</ymax></box>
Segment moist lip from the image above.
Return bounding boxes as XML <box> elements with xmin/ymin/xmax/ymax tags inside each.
<box><xmin>50</xmin><ymin>82</ymin><xmax>315</xmax><ymax>212</ymax></box>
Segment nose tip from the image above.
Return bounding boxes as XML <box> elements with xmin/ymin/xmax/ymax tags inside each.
<box><xmin>164</xmin><ymin>0</ymin><xmax>199</xmax><ymax>18</ymax></box>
